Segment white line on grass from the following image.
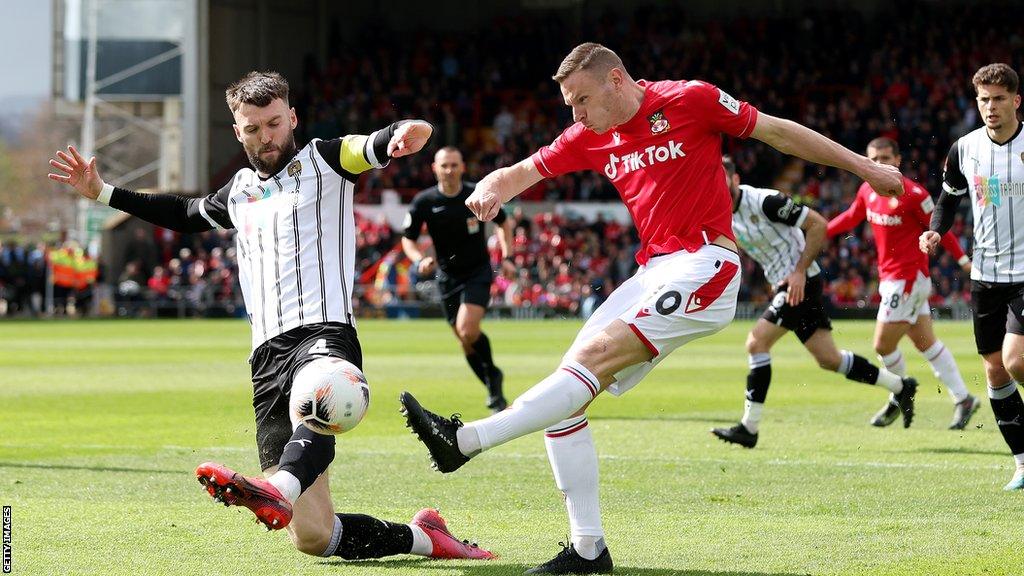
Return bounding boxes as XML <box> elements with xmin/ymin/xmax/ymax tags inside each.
<box><xmin>2</xmin><ymin>444</ymin><xmax>1009</xmax><ymax>471</ymax></box>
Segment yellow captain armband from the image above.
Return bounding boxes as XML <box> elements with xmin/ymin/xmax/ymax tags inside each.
<box><xmin>340</xmin><ymin>135</ymin><xmax>373</xmax><ymax>174</ymax></box>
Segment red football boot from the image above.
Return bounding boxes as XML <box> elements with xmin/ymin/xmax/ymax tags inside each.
<box><xmin>411</xmin><ymin>508</ymin><xmax>495</xmax><ymax>560</ymax></box>
<box><xmin>195</xmin><ymin>462</ymin><xmax>292</xmax><ymax>530</ymax></box>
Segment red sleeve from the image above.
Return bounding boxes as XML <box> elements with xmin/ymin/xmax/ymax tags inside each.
<box><xmin>682</xmin><ymin>80</ymin><xmax>759</xmax><ymax>139</ymax></box>
<box><xmin>530</xmin><ymin>124</ymin><xmax>590</xmax><ymax>178</ymax></box>
<box><xmin>826</xmin><ymin>189</ymin><xmax>867</xmax><ymax>238</ymax></box>
<box><xmin>939</xmin><ymin>232</ymin><xmax>966</xmax><ymax>261</ymax></box>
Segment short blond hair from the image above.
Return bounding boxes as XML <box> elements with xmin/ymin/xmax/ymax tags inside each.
<box><xmin>553</xmin><ymin>43</ymin><xmax>626</xmax><ymax>83</ymax></box>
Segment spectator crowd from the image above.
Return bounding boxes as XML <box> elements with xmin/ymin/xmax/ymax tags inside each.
<box><xmin>3</xmin><ymin>3</ymin><xmax>1016</xmax><ymax>317</ymax></box>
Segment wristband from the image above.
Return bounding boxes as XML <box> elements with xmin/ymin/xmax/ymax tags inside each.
<box><xmin>97</xmin><ymin>183</ymin><xmax>114</xmax><ymax>205</ymax></box>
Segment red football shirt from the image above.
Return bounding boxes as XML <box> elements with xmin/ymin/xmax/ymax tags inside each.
<box><xmin>827</xmin><ymin>176</ymin><xmax>966</xmax><ymax>282</ymax></box>
<box><xmin>530</xmin><ymin>79</ymin><xmax>759</xmax><ymax>265</ymax></box>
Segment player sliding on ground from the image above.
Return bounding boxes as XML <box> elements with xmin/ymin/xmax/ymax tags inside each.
<box><xmin>828</xmin><ymin>137</ymin><xmax>978</xmax><ymax>430</ymax></box>
<box><xmin>48</xmin><ymin>71</ymin><xmax>494</xmax><ymax>561</ymax></box>
<box><xmin>711</xmin><ymin>156</ymin><xmax>918</xmax><ymax>449</ymax></box>
<box><xmin>400</xmin><ymin>43</ymin><xmax>904</xmax><ymax>574</ymax></box>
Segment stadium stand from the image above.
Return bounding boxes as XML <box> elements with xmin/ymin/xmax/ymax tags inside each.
<box><xmin>4</xmin><ymin>4</ymin><xmax>1021</xmax><ymax>318</ymax></box>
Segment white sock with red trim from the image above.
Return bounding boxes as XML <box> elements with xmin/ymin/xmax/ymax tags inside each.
<box><xmin>878</xmin><ymin>349</ymin><xmax>907</xmax><ymax>377</ymax></box>
<box><xmin>545</xmin><ymin>415</ymin><xmax>605</xmax><ymax>561</ymax></box>
<box><xmin>460</xmin><ymin>360</ymin><xmax>600</xmax><ymax>454</ymax></box>
<box><xmin>922</xmin><ymin>340</ymin><xmax>969</xmax><ymax>402</ymax></box>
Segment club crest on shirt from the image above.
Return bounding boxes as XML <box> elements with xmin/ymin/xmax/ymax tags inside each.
<box><xmin>888</xmin><ymin>197</ymin><xmax>899</xmax><ymax>209</ymax></box>
<box><xmin>287</xmin><ymin>160</ymin><xmax>302</xmax><ymax>177</ymax></box>
<box><xmin>648</xmin><ymin>110</ymin><xmax>670</xmax><ymax>134</ymax></box>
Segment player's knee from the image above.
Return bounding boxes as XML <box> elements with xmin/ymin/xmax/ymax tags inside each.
<box><xmin>572</xmin><ymin>337</ymin><xmax>610</xmax><ymax>368</ymax></box>
<box><xmin>872</xmin><ymin>343</ymin><xmax>887</xmax><ymax>357</ymax></box>
<box><xmin>456</xmin><ymin>323</ymin><xmax>481</xmax><ymax>344</ymax></box>
<box><xmin>1002</xmin><ymin>352</ymin><xmax>1024</xmax><ymax>380</ymax></box>
<box><xmin>745</xmin><ymin>333</ymin><xmax>766</xmax><ymax>355</ymax></box>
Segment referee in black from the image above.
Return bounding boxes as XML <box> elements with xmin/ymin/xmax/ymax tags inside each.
<box><xmin>403</xmin><ymin>146</ymin><xmax>512</xmax><ymax>412</ymax></box>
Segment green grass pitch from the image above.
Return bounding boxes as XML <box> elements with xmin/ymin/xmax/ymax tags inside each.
<box><xmin>1</xmin><ymin>318</ymin><xmax>1020</xmax><ymax>575</ymax></box>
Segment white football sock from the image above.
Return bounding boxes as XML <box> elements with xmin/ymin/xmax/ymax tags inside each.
<box><xmin>462</xmin><ymin>360</ymin><xmax>600</xmax><ymax>454</ymax></box>
<box><xmin>408</xmin><ymin>524</ymin><xmax>433</xmax><ymax>556</ymax></box>
<box><xmin>876</xmin><ymin>369</ymin><xmax>904</xmax><ymax>394</ymax></box>
<box><xmin>1014</xmin><ymin>453</ymin><xmax>1024</xmax><ymax>469</ymax></box>
<box><xmin>741</xmin><ymin>400</ymin><xmax>764</xmax><ymax>434</ymax></box>
<box><xmin>267</xmin><ymin>469</ymin><xmax>301</xmax><ymax>504</ymax></box>
<box><xmin>922</xmin><ymin>341</ymin><xmax>969</xmax><ymax>403</ymax></box>
<box><xmin>545</xmin><ymin>415</ymin><xmax>604</xmax><ymax>561</ymax></box>
<box><xmin>879</xmin><ymin>349</ymin><xmax>906</xmax><ymax>377</ymax></box>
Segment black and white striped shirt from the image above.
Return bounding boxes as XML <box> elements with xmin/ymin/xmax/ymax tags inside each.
<box><xmin>943</xmin><ymin>123</ymin><xmax>1024</xmax><ymax>283</ymax></box>
<box><xmin>732</xmin><ymin>184</ymin><xmax>820</xmax><ymax>285</ymax></box>
<box><xmin>102</xmin><ymin>125</ymin><xmax>402</xmax><ymax>351</ymax></box>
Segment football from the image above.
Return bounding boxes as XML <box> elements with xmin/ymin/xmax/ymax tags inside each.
<box><xmin>289</xmin><ymin>357</ymin><xmax>370</xmax><ymax>435</ymax></box>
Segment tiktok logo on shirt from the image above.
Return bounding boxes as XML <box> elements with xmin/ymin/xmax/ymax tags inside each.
<box><xmin>603</xmin><ymin>140</ymin><xmax>686</xmax><ymax>179</ymax></box>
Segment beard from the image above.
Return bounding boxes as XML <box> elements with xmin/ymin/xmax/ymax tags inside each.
<box><xmin>246</xmin><ymin>132</ymin><xmax>297</xmax><ymax>176</ymax></box>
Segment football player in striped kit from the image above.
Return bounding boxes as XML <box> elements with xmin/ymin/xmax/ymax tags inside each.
<box><xmin>48</xmin><ymin>71</ymin><xmax>494</xmax><ymax>560</ymax></box>
<box><xmin>922</xmin><ymin>63</ymin><xmax>1024</xmax><ymax>490</ymax></box>
<box><xmin>712</xmin><ymin>156</ymin><xmax>918</xmax><ymax>449</ymax></box>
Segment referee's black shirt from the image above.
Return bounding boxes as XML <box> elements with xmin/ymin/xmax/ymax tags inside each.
<box><xmin>403</xmin><ymin>182</ymin><xmax>507</xmax><ymax>277</ymax></box>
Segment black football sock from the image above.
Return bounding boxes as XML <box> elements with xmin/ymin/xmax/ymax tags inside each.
<box><xmin>839</xmin><ymin>351</ymin><xmax>880</xmax><ymax>384</ymax></box>
<box><xmin>470</xmin><ymin>332</ymin><xmax>495</xmax><ymax>369</ymax></box>
<box><xmin>277</xmin><ymin>424</ymin><xmax>335</xmax><ymax>494</ymax></box>
<box><xmin>330</xmin><ymin>514</ymin><xmax>414</xmax><ymax>560</ymax></box>
<box><xmin>740</xmin><ymin>353</ymin><xmax>771</xmax><ymax>433</ymax></box>
<box><xmin>989</xmin><ymin>382</ymin><xmax>1024</xmax><ymax>455</ymax></box>
<box><xmin>465</xmin><ymin>351</ymin><xmax>489</xmax><ymax>385</ymax></box>
<box><xmin>746</xmin><ymin>354</ymin><xmax>772</xmax><ymax>403</ymax></box>
<box><xmin>838</xmin><ymin>350</ymin><xmax>905</xmax><ymax>393</ymax></box>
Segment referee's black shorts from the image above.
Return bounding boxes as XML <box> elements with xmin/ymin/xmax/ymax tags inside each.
<box><xmin>437</xmin><ymin>264</ymin><xmax>493</xmax><ymax>325</ymax></box>
<box><xmin>761</xmin><ymin>274</ymin><xmax>832</xmax><ymax>343</ymax></box>
<box><xmin>970</xmin><ymin>281</ymin><xmax>1024</xmax><ymax>355</ymax></box>
<box><xmin>249</xmin><ymin>322</ymin><xmax>362</xmax><ymax>471</ymax></box>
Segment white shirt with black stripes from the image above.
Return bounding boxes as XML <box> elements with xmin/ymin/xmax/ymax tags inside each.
<box><xmin>732</xmin><ymin>184</ymin><xmax>820</xmax><ymax>286</ymax></box>
<box><xmin>944</xmin><ymin>123</ymin><xmax>1024</xmax><ymax>283</ymax></box>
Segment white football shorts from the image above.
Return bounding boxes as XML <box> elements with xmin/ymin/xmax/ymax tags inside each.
<box><xmin>877</xmin><ymin>271</ymin><xmax>931</xmax><ymax>324</ymax></box>
<box><xmin>564</xmin><ymin>244</ymin><xmax>740</xmax><ymax>396</ymax></box>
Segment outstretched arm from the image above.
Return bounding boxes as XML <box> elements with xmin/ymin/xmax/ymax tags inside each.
<box><xmin>826</xmin><ymin>193</ymin><xmax>867</xmax><ymax>239</ymax></box>
<box><xmin>465</xmin><ymin>158</ymin><xmax>543</xmax><ymax>222</ymax></box>
<box><xmin>750</xmin><ymin>114</ymin><xmax>904</xmax><ymax>197</ymax></box>
<box><xmin>48</xmin><ymin>145</ymin><xmax>229</xmax><ymax>232</ymax></box>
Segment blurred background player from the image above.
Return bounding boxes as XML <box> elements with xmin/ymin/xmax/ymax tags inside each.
<box><xmin>712</xmin><ymin>156</ymin><xmax>918</xmax><ymax>448</ymax></box>
<box><xmin>923</xmin><ymin>63</ymin><xmax>1024</xmax><ymax>490</ymax></box>
<box><xmin>400</xmin><ymin>42</ymin><xmax>905</xmax><ymax>574</ymax></box>
<box><xmin>402</xmin><ymin>146</ymin><xmax>512</xmax><ymax>412</ymax></box>
<box><xmin>828</xmin><ymin>137</ymin><xmax>978</xmax><ymax>429</ymax></box>
<box><xmin>48</xmin><ymin>71</ymin><xmax>493</xmax><ymax>560</ymax></box>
